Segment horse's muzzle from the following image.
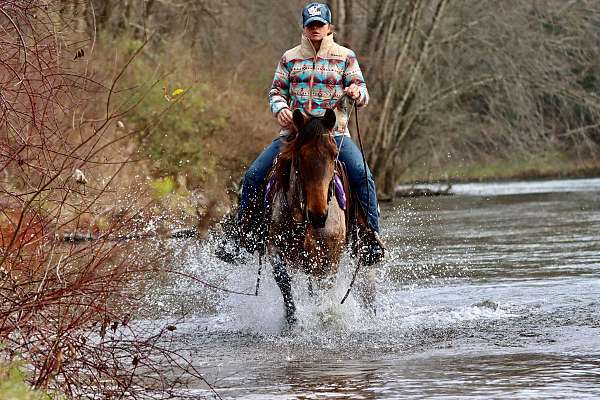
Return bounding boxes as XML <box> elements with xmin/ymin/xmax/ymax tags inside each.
<box><xmin>308</xmin><ymin>210</ymin><xmax>328</xmax><ymax>228</ymax></box>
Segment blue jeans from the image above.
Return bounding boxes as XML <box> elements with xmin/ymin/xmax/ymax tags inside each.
<box><xmin>239</xmin><ymin>136</ymin><xmax>380</xmax><ymax>232</ymax></box>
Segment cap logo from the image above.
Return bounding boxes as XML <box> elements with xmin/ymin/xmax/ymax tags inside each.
<box><xmin>307</xmin><ymin>5</ymin><xmax>322</xmax><ymax>17</ymax></box>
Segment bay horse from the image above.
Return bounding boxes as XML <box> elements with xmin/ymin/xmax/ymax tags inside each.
<box><xmin>267</xmin><ymin>108</ymin><xmax>348</xmax><ymax>325</ymax></box>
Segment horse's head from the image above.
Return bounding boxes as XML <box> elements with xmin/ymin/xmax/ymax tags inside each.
<box><xmin>291</xmin><ymin>108</ymin><xmax>338</xmax><ymax>228</ymax></box>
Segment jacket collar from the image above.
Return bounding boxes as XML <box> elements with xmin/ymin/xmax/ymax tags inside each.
<box><xmin>300</xmin><ymin>33</ymin><xmax>335</xmax><ymax>58</ymax></box>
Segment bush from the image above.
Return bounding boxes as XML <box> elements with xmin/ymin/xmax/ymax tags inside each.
<box><xmin>134</xmin><ymin>84</ymin><xmax>226</xmax><ymax>187</ymax></box>
<box><xmin>105</xmin><ymin>36</ymin><xmax>227</xmax><ymax>189</ymax></box>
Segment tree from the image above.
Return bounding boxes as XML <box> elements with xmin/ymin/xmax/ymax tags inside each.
<box><xmin>348</xmin><ymin>0</ymin><xmax>600</xmax><ymax>193</ymax></box>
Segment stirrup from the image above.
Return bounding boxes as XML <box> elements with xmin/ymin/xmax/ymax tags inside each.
<box><xmin>215</xmin><ymin>221</ymin><xmax>246</xmax><ymax>264</ymax></box>
<box><xmin>215</xmin><ymin>237</ymin><xmax>242</xmax><ymax>264</ymax></box>
<box><xmin>238</xmin><ymin>214</ymin><xmax>267</xmax><ymax>256</ymax></box>
<box><xmin>358</xmin><ymin>230</ymin><xmax>385</xmax><ymax>266</ymax></box>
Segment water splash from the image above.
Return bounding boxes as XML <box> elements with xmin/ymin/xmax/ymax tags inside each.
<box><xmin>138</xmin><ymin>182</ymin><xmax>600</xmax><ymax>398</ymax></box>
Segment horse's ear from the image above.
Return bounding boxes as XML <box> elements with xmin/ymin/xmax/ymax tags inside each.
<box><xmin>322</xmin><ymin>108</ymin><xmax>336</xmax><ymax>131</ymax></box>
<box><xmin>293</xmin><ymin>109</ymin><xmax>307</xmax><ymax>130</ymax></box>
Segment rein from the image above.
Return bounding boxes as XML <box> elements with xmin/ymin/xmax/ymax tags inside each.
<box><xmin>340</xmin><ymin>100</ymin><xmax>370</xmax><ymax>305</ymax></box>
<box><xmin>329</xmin><ymin>93</ymin><xmax>373</xmax><ymax>304</ymax></box>
<box><xmin>333</xmin><ymin>93</ymin><xmax>355</xmax><ymax>165</ymax></box>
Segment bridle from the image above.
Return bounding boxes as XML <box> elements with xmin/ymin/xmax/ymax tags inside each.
<box><xmin>290</xmin><ymin>132</ymin><xmax>336</xmax><ymax>224</ymax></box>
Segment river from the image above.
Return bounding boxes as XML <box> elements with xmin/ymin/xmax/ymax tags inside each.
<box><xmin>155</xmin><ymin>178</ymin><xmax>600</xmax><ymax>399</ymax></box>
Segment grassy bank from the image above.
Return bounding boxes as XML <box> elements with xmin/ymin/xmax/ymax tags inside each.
<box><xmin>0</xmin><ymin>362</ymin><xmax>60</xmax><ymax>400</ymax></box>
<box><xmin>401</xmin><ymin>153</ymin><xmax>600</xmax><ymax>184</ymax></box>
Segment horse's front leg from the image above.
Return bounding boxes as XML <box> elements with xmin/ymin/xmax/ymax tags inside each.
<box><xmin>355</xmin><ymin>266</ymin><xmax>377</xmax><ymax>316</ymax></box>
<box><xmin>271</xmin><ymin>253</ymin><xmax>297</xmax><ymax>326</ymax></box>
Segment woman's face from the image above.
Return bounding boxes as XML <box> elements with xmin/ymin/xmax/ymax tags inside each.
<box><xmin>303</xmin><ymin>22</ymin><xmax>331</xmax><ymax>42</ymax></box>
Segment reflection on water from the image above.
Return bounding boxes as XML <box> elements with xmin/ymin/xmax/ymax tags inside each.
<box><xmin>160</xmin><ymin>179</ymin><xmax>600</xmax><ymax>399</ymax></box>
<box><xmin>268</xmin><ymin>353</ymin><xmax>600</xmax><ymax>399</ymax></box>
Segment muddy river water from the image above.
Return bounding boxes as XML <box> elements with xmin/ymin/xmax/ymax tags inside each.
<box><xmin>157</xmin><ymin>178</ymin><xmax>600</xmax><ymax>399</ymax></box>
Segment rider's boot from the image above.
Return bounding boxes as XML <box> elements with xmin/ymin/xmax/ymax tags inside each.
<box><xmin>352</xmin><ymin>210</ymin><xmax>385</xmax><ymax>266</ymax></box>
<box><xmin>237</xmin><ymin>208</ymin><xmax>266</xmax><ymax>256</ymax></box>
<box><xmin>358</xmin><ymin>228</ymin><xmax>385</xmax><ymax>266</ymax></box>
<box><xmin>215</xmin><ymin>208</ymin><xmax>266</xmax><ymax>264</ymax></box>
<box><xmin>214</xmin><ymin>212</ymin><xmax>244</xmax><ymax>264</ymax></box>
<box><xmin>215</xmin><ymin>181</ymin><xmax>269</xmax><ymax>264</ymax></box>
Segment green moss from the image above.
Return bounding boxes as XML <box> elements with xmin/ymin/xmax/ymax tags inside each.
<box><xmin>541</xmin><ymin>15</ymin><xmax>564</xmax><ymax>35</ymax></box>
<box><xmin>578</xmin><ymin>73</ymin><xmax>600</xmax><ymax>93</ymax></box>
<box><xmin>0</xmin><ymin>362</ymin><xmax>57</xmax><ymax>400</ymax></box>
<box><xmin>150</xmin><ymin>177</ymin><xmax>176</xmax><ymax>200</ymax></box>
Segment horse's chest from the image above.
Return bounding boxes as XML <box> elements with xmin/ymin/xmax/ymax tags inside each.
<box><xmin>269</xmin><ymin>202</ymin><xmax>346</xmax><ymax>276</ymax></box>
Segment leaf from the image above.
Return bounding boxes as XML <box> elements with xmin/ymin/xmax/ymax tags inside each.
<box><xmin>172</xmin><ymin>88</ymin><xmax>185</xmax><ymax>97</ymax></box>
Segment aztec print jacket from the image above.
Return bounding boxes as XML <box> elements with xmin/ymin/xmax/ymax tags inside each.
<box><xmin>268</xmin><ymin>33</ymin><xmax>369</xmax><ymax>136</ymax></box>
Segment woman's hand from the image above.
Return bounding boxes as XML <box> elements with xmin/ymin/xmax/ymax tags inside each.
<box><xmin>277</xmin><ymin>108</ymin><xmax>293</xmax><ymax>128</ymax></box>
<box><xmin>344</xmin><ymin>83</ymin><xmax>361</xmax><ymax>100</ymax></box>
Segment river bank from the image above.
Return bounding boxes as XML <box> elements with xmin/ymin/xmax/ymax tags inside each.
<box><xmin>400</xmin><ymin>153</ymin><xmax>600</xmax><ymax>185</ymax></box>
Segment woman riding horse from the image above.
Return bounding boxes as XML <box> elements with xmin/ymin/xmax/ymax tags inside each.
<box><xmin>218</xmin><ymin>3</ymin><xmax>384</xmax><ymax>265</ymax></box>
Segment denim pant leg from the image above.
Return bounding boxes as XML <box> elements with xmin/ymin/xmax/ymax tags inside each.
<box><xmin>335</xmin><ymin>135</ymin><xmax>380</xmax><ymax>232</ymax></box>
<box><xmin>239</xmin><ymin>137</ymin><xmax>284</xmax><ymax>221</ymax></box>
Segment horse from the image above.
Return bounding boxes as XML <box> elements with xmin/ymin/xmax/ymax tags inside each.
<box><xmin>266</xmin><ymin>108</ymin><xmax>352</xmax><ymax>325</ymax></box>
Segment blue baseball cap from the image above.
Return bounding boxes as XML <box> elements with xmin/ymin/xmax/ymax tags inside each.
<box><xmin>302</xmin><ymin>3</ymin><xmax>332</xmax><ymax>27</ymax></box>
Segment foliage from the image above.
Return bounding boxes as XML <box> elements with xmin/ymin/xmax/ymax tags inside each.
<box><xmin>4</xmin><ymin>0</ymin><xmax>600</xmax><ymax>398</ymax></box>
<box><xmin>353</xmin><ymin>0</ymin><xmax>600</xmax><ymax>191</ymax></box>
<box><xmin>60</xmin><ymin>0</ymin><xmax>600</xmax><ymax>191</ymax></box>
<box><xmin>132</xmin><ymin>83</ymin><xmax>225</xmax><ymax>186</ymax></box>
<box><xmin>150</xmin><ymin>177</ymin><xmax>176</xmax><ymax>199</ymax></box>
<box><xmin>102</xmin><ymin>35</ymin><xmax>235</xmax><ymax>189</ymax></box>
<box><xmin>0</xmin><ymin>362</ymin><xmax>56</xmax><ymax>400</ymax></box>
<box><xmin>450</xmin><ymin>155</ymin><xmax>569</xmax><ymax>182</ymax></box>
<box><xmin>404</xmin><ymin>148</ymin><xmax>600</xmax><ymax>182</ymax></box>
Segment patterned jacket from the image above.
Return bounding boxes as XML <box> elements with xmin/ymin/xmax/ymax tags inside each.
<box><xmin>268</xmin><ymin>33</ymin><xmax>369</xmax><ymax>136</ymax></box>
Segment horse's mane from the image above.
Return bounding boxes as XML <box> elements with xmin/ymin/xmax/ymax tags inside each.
<box><xmin>272</xmin><ymin>117</ymin><xmax>334</xmax><ymax>193</ymax></box>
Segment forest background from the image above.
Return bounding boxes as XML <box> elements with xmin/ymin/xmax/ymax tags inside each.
<box><xmin>2</xmin><ymin>0</ymin><xmax>600</xmax><ymax>398</ymax></box>
<box><xmin>25</xmin><ymin>0</ymin><xmax>600</xmax><ymax>198</ymax></box>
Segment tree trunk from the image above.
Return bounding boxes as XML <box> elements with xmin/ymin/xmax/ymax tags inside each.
<box><xmin>331</xmin><ymin>0</ymin><xmax>346</xmax><ymax>43</ymax></box>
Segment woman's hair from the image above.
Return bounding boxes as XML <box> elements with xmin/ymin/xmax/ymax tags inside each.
<box><xmin>301</xmin><ymin>24</ymin><xmax>336</xmax><ymax>35</ymax></box>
